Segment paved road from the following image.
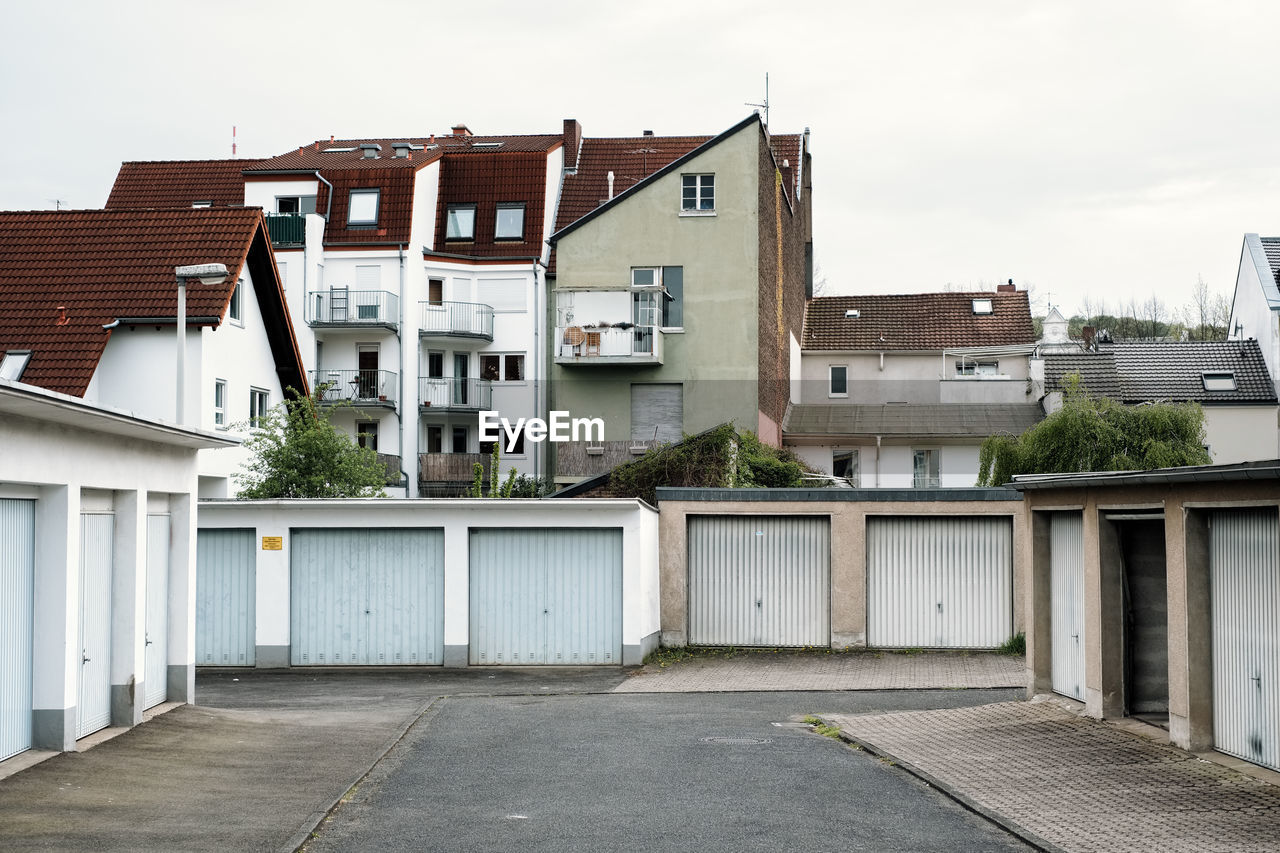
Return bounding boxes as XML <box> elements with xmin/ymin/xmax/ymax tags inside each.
<box><xmin>303</xmin><ymin>689</ymin><xmax>1028</xmax><ymax>853</ymax></box>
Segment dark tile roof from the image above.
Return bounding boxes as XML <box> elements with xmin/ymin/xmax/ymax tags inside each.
<box><xmin>0</xmin><ymin>208</ymin><xmax>304</xmax><ymax>396</ymax></box>
<box><xmin>312</xmin><ymin>167</ymin><xmax>419</xmax><ymax>245</ymax></box>
<box><xmin>431</xmin><ymin>151</ymin><xmax>551</xmax><ymax>260</ymax></box>
<box><xmin>803</xmin><ymin>292</ymin><xmax>1035</xmax><ymax>350</ymax></box>
<box><xmin>1261</xmin><ymin>237</ymin><xmax>1280</xmax><ymax>280</ymax></box>
<box><xmin>1045</xmin><ymin>340</ymin><xmax>1277</xmax><ymax>405</ymax></box>
<box><xmin>245</xmin><ymin>134</ymin><xmax>561</xmax><ymax>173</ymax></box>
<box><xmin>783</xmin><ymin>403</ymin><xmax>1044</xmax><ymax>437</ymax></box>
<box><xmin>106</xmin><ymin>159</ymin><xmax>260</xmax><ymax>209</ymax></box>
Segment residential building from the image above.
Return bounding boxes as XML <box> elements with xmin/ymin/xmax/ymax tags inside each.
<box><xmin>1043</xmin><ymin>340</ymin><xmax>1279</xmax><ymax>464</ymax></box>
<box><xmin>1228</xmin><ymin>233</ymin><xmax>1280</xmax><ymax>394</ymax></box>
<box><xmin>547</xmin><ymin>114</ymin><xmax>812</xmax><ymax>484</ymax></box>
<box><xmin>786</xmin><ymin>287</ymin><xmax>1042</xmax><ymax>487</ymax></box>
<box><xmin>0</xmin><ymin>208</ymin><xmax>307</xmax><ymax>497</ymax></box>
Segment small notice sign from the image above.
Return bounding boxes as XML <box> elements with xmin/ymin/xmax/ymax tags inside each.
<box><xmin>261</xmin><ymin>536</ymin><xmax>283</xmax><ymax>551</ymax></box>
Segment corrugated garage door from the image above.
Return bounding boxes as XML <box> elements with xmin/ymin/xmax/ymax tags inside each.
<box><xmin>688</xmin><ymin>516</ymin><xmax>830</xmax><ymax>647</ymax></box>
<box><xmin>470</xmin><ymin>528</ymin><xmax>622</xmax><ymax>665</ymax></box>
<box><xmin>291</xmin><ymin>529</ymin><xmax>444</xmax><ymax>665</ymax></box>
<box><xmin>143</xmin><ymin>514</ymin><xmax>169</xmax><ymax>709</ymax></box>
<box><xmin>1211</xmin><ymin>509</ymin><xmax>1280</xmax><ymax>772</ymax></box>
<box><xmin>78</xmin><ymin>513</ymin><xmax>114</xmax><ymax>738</ymax></box>
<box><xmin>1051</xmin><ymin>513</ymin><xmax>1085</xmax><ymax>701</ymax></box>
<box><xmin>196</xmin><ymin>529</ymin><xmax>256</xmax><ymax>666</ymax></box>
<box><xmin>1</xmin><ymin>499</ymin><xmax>35</xmax><ymax>761</ymax></box>
<box><xmin>867</xmin><ymin>516</ymin><xmax>1012</xmax><ymax>648</ymax></box>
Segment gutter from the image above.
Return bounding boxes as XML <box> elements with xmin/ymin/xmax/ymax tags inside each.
<box><xmin>114</xmin><ymin>316</ymin><xmax>221</xmax><ymax>326</ymax></box>
<box><xmin>421</xmin><ymin>248</ymin><xmax>541</xmax><ymax>263</ymax></box>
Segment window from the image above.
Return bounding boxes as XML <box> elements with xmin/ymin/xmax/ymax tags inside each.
<box><xmin>913</xmin><ymin>449</ymin><xmax>940</xmax><ymax>488</ymax></box>
<box><xmin>347</xmin><ymin>189</ymin><xmax>380</xmax><ymax>225</ymax></box>
<box><xmin>249</xmin><ymin>388</ymin><xmax>269</xmax><ymax>425</ymax></box>
<box><xmin>495</xmin><ymin>203</ymin><xmax>525</xmax><ymax>240</ymax></box>
<box><xmin>956</xmin><ymin>361</ymin><xmax>999</xmax><ymax>377</ymax></box>
<box><xmin>214</xmin><ymin>379</ymin><xmax>227</xmax><ymax>427</ymax></box>
<box><xmin>277</xmin><ymin>195</ymin><xmax>317</xmax><ymax>215</ymax></box>
<box><xmin>428</xmin><ymin>279</ymin><xmax>444</xmax><ymax>306</ymax></box>
<box><xmin>191</xmin><ymin>201</ymin><xmax>211</xmax><ymax>209</ymax></box>
<box><xmin>480</xmin><ymin>353</ymin><xmax>525</xmax><ymax>382</ymax></box>
<box><xmin>446</xmin><ymin>204</ymin><xmax>476</xmax><ymax>240</ymax></box>
<box><xmin>451</xmin><ymin>426</ymin><xmax>468</xmax><ymax>454</ymax></box>
<box><xmin>481</xmin><ymin>427</ymin><xmax>525</xmax><ymax>456</ymax></box>
<box><xmin>229</xmin><ymin>280</ymin><xmax>243</xmax><ymax>324</ymax></box>
<box><xmin>972</xmin><ymin>298</ymin><xmax>993</xmax><ymax>315</ymax></box>
<box><xmin>356</xmin><ymin>421</ymin><xmax>378</xmax><ymax>451</ymax></box>
<box><xmin>0</xmin><ymin>350</ymin><xmax>31</xmax><ymax>381</ymax></box>
<box><xmin>426</xmin><ymin>425</ymin><xmax>443</xmax><ymax>454</ymax></box>
<box><xmin>681</xmin><ymin>174</ymin><xmax>714</xmax><ymax>212</ymax></box>
<box><xmin>829</xmin><ymin>365</ymin><xmax>848</xmax><ymax>397</ymax></box>
<box><xmin>1202</xmin><ymin>372</ymin><xmax>1237</xmax><ymax>391</ymax></box>
<box><xmin>427</xmin><ymin>351</ymin><xmax>444</xmax><ymax>378</ymax></box>
<box><xmin>630</xmin><ymin>267</ymin><xmax>683</xmax><ymax>328</ymax></box>
<box><xmin>833</xmin><ymin>449</ymin><xmax>859</xmax><ymax>486</ymax></box>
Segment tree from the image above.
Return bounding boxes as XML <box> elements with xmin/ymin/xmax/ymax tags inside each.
<box><xmin>977</xmin><ymin>375</ymin><xmax>1211</xmax><ymax>486</ymax></box>
<box><xmin>237</xmin><ymin>387</ymin><xmax>389</xmax><ymax>499</ymax></box>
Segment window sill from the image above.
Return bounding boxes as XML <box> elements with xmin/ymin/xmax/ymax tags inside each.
<box><xmin>678</xmin><ymin>210</ymin><xmax>716</xmax><ymax>218</ymax></box>
<box><xmin>828</xmin><ymin>393</ymin><xmax>848</xmax><ymax>399</ymax></box>
<box><xmin>659</xmin><ymin>327</ymin><xmax>685</xmax><ymax>334</ymax></box>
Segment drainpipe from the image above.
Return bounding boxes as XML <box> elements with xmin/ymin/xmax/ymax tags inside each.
<box><xmin>399</xmin><ymin>244</ymin><xmax>410</xmax><ymax>493</ymax></box>
<box><xmin>532</xmin><ymin>260</ymin><xmax>541</xmax><ymax>482</ymax></box>
<box><xmin>314</xmin><ymin>171</ymin><xmax>334</xmax><ymax>222</ymax></box>
<box><xmin>874</xmin><ymin>435</ymin><xmax>882</xmax><ymax>487</ymax></box>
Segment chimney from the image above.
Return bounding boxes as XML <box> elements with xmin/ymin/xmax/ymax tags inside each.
<box><xmin>55</xmin><ymin>306</ymin><xmax>68</xmax><ymax>326</ymax></box>
<box><xmin>607</xmin><ymin>171</ymin><xmax>615</xmax><ymax>201</ymax></box>
<box><xmin>562</xmin><ymin>118</ymin><xmax>582</xmax><ymax>171</ymax></box>
<box><xmin>329</xmin><ymin>135</ymin><xmax>335</xmax><ymax>143</ymax></box>
<box><xmin>997</xmin><ymin>279</ymin><xmax>1016</xmax><ymax>292</ymax></box>
<box><xmin>643</xmin><ymin>129</ymin><xmax>654</xmax><ymax>136</ymax></box>
<box><xmin>451</xmin><ymin>124</ymin><xmax>472</xmax><ymax>137</ymax></box>
<box><xmin>391</xmin><ymin>142</ymin><xmax>412</xmax><ymax>158</ymax></box>
<box><xmin>359</xmin><ymin>143</ymin><xmax>381</xmax><ymax>159</ymax></box>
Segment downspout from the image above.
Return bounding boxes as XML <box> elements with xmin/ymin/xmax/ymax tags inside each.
<box><xmin>314</xmin><ymin>171</ymin><xmax>334</xmax><ymax>222</ymax></box>
<box><xmin>532</xmin><ymin>259</ymin><xmax>541</xmax><ymax>482</ymax></box>
<box><xmin>874</xmin><ymin>435</ymin><xmax>882</xmax><ymax>488</ymax></box>
<box><xmin>398</xmin><ymin>244</ymin><xmax>410</xmax><ymax>492</ymax></box>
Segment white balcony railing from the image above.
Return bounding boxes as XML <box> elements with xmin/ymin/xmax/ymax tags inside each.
<box><xmin>419</xmin><ymin>301</ymin><xmax>494</xmax><ymax>340</ymax></box>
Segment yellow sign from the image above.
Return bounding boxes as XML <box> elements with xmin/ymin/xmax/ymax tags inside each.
<box><xmin>261</xmin><ymin>536</ymin><xmax>283</xmax><ymax>551</ymax></box>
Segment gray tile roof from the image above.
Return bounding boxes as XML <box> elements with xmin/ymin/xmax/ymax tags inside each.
<box><xmin>1261</xmin><ymin>236</ymin><xmax>1280</xmax><ymax>280</ymax></box>
<box><xmin>783</xmin><ymin>404</ymin><xmax>1044</xmax><ymax>437</ymax></box>
<box><xmin>1044</xmin><ymin>340</ymin><xmax>1276</xmax><ymax>405</ymax></box>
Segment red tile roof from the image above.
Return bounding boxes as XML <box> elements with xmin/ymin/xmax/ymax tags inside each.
<box><xmin>0</xmin><ymin>208</ymin><xmax>303</xmax><ymax>396</ymax></box>
<box><xmin>770</xmin><ymin>133</ymin><xmax>802</xmax><ymax>204</ymax></box>
<box><xmin>312</xmin><ymin>167</ymin><xmax>418</xmax><ymax>245</ymax></box>
<box><xmin>245</xmin><ymin>134</ymin><xmax>561</xmax><ymax>172</ymax></box>
<box><xmin>432</xmin><ymin>151</ymin><xmax>552</xmax><ymax>259</ymax></box>
<box><xmin>803</xmin><ymin>292</ymin><xmax>1036</xmax><ymax>350</ymax></box>
<box><xmin>105</xmin><ymin>159</ymin><xmax>261</xmax><ymax>209</ymax></box>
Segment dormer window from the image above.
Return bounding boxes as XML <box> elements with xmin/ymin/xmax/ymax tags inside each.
<box><xmin>0</xmin><ymin>350</ymin><xmax>32</xmax><ymax>381</ymax></box>
<box><xmin>495</xmin><ymin>203</ymin><xmax>525</xmax><ymax>240</ymax></box>
<box><xmin>844</xmin><ymin>309</ymin><xmax>860</xmax><ymax>319</ymax></box>
<box><xmin>1202</xmin><ymin>372</ymin><xmax>1237</xmax><ymax>391</ymax></box>
<box><xmin>191</xmin><ymin>201</ymin><xmax>212</xmax><ymax>209</ymax></box>
<box><xmin>446</xmin><ymin>204</ymin><xmax>476</xmax><ymax>240</ymax></box>
<box><xmin>347</xmin><ymin>189</ymin><xmax>380</xmax><ymax>226</ymax></box>
<box><xmin>681</xmin><ymin>174</ymin><xmax>715</xmax><ymax>213</ymax></box>
<box><xmin>972</xmin><ymin>298</ymin><xmax>993</xmax><ymax>314</ymax></box>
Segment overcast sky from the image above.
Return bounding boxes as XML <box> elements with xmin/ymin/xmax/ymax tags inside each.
<box><xmin>4</xmin><ymin>1</ymin><xmax>1277</xmax><ymax>318</ymax></box>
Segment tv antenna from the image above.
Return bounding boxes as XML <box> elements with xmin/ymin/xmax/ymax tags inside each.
<box><xmin>746</xmin><ymin>72</ymin><xmax>770</xmax><ymax>127</ymax></box>
<box><xmin>46</xmin><ymin>198</ymin><xmax>66</xmax><ymax>211</ymax></box>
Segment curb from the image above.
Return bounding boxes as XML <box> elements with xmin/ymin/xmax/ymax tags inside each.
<box><xmin>821</xmin><ymin>720</ymin><xmax>1068</xmax><ymax>853</ymax></box>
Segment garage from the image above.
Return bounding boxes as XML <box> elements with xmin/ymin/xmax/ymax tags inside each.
<box><xmin>1050</xmin><ymin>512</ymin><xmax>1085</xmax><ymax>701</ymax></box>
<box><xmin>291</xmin><ymin>529</ymin><xmax>444</xmax><ymax>665</ymax></box>
<box><xmin>1</xmin><ymin>499</ymin><xmax>34</xmax><ymax>761</ymax></box>
<box><xmin>867</xmin><ymin>516</ymin><xmax>1013</xmax><ymax>648</ymax></box>
<box><xmin>197</xmin><ymin>529</ymin><xmax>257</xmax><ymax>666</ymax></box>
<box><xmin>469</xmin><ymin>528</ymin><xmax>622</xmax><ymax>664</ymax></box>
<box><xmin>144</xmin><ymin>512</ymin><xmax>169</xmax><ymax>709</ymax></box>
<box><xmin>1211</xmin><ymin>508</ymin><xmax>1280</xmax><ymax>772</ymax></box>
<box><xmin>78</xmin><ymin>509</ymin><xmax>114</xmax><ymax>738</ymax></box>
<box><xmin>687</xmin><ymin>516</ymin><xmax>830</xmax><ymax>647</ymax></box>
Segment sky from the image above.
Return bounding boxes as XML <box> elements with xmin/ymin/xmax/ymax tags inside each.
<box><xmin>3</xmin><ymin>0</ymin><xmax>1278</xmax><ymax>319</ymax></box>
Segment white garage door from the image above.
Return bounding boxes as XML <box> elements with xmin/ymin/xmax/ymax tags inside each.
<box><xmin>470</xmin><ymin>528</ymin><xmax>622</xmax><ymax>665</ymax></box>
<box><xmin>197</xmin><ymin>529</ymin><xmax>256</xmax><ymax>666</ymax></box>
<box><xmin>78</xmin><ymin>513</ymin><xmax>114</xmax><ymax>738</ymax></box>
<box><xmin>292</xmin><ymin>529</ymin><xmax>444</xmax><ymax>665</ymax></box>
<box><xmin>1</xmin><ymin>499</ymin><xmax>35</xmax><ymax>761</ymax></box>
<box><xmin>867</xmin><ymin>516</ymin><xmax>1013</xmax><ymax>648</ymax></box>
<box><xmin>688</xmin><ymin>516</ymin><xmax>830</xmax><ymax>647</ymax></box>
<box><xmin>143</xmin><ymin>514</ymin><xmax>169</xmax><ymax>709</ymax></box>
<box><xmin>1211</xmin><ymin>508</ymin><xmax>1280</xmax><ymax>772</ymax></box>
<box><xmin>1050</xmin><ymin>513</ymin><xmax>1085</xmax><ymax>701</ymax></box>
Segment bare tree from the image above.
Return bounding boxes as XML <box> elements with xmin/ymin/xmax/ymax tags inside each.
<box><xmin>1179</xmin><ymin>276</ymin><xmax>1231</xmax><ymax>340</ymax></box>
<box><xmin>811</xmin><ymin>262</ymin><xmax>830</xmax><ymax>297</ymax></box>
<box><xmin>1142</xmin><ymin>294</ymin><xmax>1166</xmax><ymax>340</ymax></box>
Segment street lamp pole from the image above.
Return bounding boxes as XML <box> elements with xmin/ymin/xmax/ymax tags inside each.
<box><xmin>174</xmin><ymin>263</ymin><xmax>229</xmax><ymax>424</ymax></box>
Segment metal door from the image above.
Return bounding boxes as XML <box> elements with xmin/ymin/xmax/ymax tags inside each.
<box><xmin>867</xmin><ymin>516</ymin><xmax>1012</xmax><ymax>648</ymax></box>
<box><xmin>78</xmin><ymin>513</ymin><xmax>114</xmax><ymax>738</ymax></box>
<box><xmin>196</xmin><ymin>529</ymin><xmax>256</xmax><ymax>666</ymax></box>
<box><xmin>1050</xmin><ymin>512</ymin><xmax>1086</xmax><ymax>700</ymax></box>
<box><xmin>291</xmin><ymin>529</ymin><xmax>444</xmax><ymax>665</ymax></box>
<box><xmin>0</xmin><ymin>499</ymin><xmax>34</xmax><ymax>760</ymax></box>
<box><xmin>1211</xmin><ymin>509</ymin><xmax>1280</xmax><ymax>771</ymax></box>
<box><xmin>143</xmin><ymin>514</ymin><xmax>169</xmax><ymax>708</ymax></box>
<box><xmin>687</xmin><ymin>516</ymin><xmax>830</xmax><ymax>647</ymax></box>
<box><xmin>470</xmin><ymin>529</ymin><xmax>623</xmax><ymax>665</ymax></box>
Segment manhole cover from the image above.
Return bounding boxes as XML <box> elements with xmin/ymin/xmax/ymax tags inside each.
<box><xmin>700</xmin><ymin>736</ymin><xmax>772</xmax><ymax>745</ymax></box>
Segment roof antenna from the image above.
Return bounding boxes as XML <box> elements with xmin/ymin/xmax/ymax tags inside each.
<box><xmin>46</xmin><ymin>198</ymin><xmax>66</xmax><ymax>211</ymax></box>
<box><xmin>745</xmin><ymin>72</ymin><xmax>769</xmax><ymax>127</ymax></box>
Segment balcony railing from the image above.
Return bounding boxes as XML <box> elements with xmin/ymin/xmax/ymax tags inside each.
<box><xmin>419</xmin><ymin>452</ymin><xmax>491</xmax><ymax>484</ymax></box>
<box><xmin>374</xmin><ymin>453</ymin><xmax>404</xmax><ymax>485</ymax></box>
<box><xmin>310</xmin><ymin>369</ymin><xmax>398</xmax><ymax>407</ymax></box>
<box><xmin>264</xmin><ymin>213</ymin><xmax>306</xmax><ymax>247</ymax></box>
<box><xmin>306</xmin><ymin>290</ymin><xmax>399</xmax><ymax>330</ymax></box>
<box><xmin>419</xmin><ymin>301</ymin><xmax>494</xmax><ymax>340</ymax></box>
<box><xmin>419</xmin><ymin>377</ymin><xmax>492</xmax><ymax>411</ymax></box>
<box><xmin>554</xmin><ymin>324</ymin><xmax>663</xmax><ymax>365</ymax></box>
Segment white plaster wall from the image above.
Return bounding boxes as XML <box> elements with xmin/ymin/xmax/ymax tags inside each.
<box><xmin>799</xmin><ymin>351</ymin><xmax>1031</xmax><ymax>405</ymax></box>
<box><xmin>242</xmin><ymin>178</ymin><xmax>320</xmax><ymax>213</ymax></box>
<box><xmin>1229</xmin><ymin>237</ymin><xmax>1280</xmax><ymax>388</ymax></box>
<box><xmin>1202</xmin><ymin>406</ymin><xmax>1279</xmax><ymax>463</ymax></box>
<box><xmin>877</xmin><ymin>446</ymin><xmax>914</xmax><ymax>488</ymax></box>
<box><xmin>412</xmin><ymin>162</ymin><xmax>441</xmax><ymax>254</ymax></box>
<box><xmin>540</xmin><ymin>146</ymin><xmax>564</xmax><ymax>265</ymax></box>
<box><xmin>941</xmin><ymin>445</ymin><xmax>981</xmax><ymax>487</ymax></box>
<box><xmin>791</xmin><ymin>445</ymin><xmax>833</xmax><ymax>475</ymax></box>
<box><xmin>940</xmin><ymin>379</ymin><xmax>1035</xmax><ymax>405</ymax></box>
<box><xmin>790</xmin><ymin>332</ymin><xmax>802</xmax><ymax>404</ymax></box>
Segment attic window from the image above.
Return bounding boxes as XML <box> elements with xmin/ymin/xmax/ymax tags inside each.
<box><xmin>347</xmin><ymin>189</ymin><xmax>380</xmax><ymax>225</ymax></box>
<box><xmin>972</xmin><ymin>298</ymin><xmax>994</xmax><ymax>314</ymax></box>
<box><xmin>844</xmin><ymin>309</ymin><xmax>860</xmax><ymax>319</ymax></box>
<box><xmin>1202</xmin><ymin>372</ymin><xmax>1237</xmax><ymax>391</ymax></box>
<box><xmin>0</xmin><ymin>350</ymin><xmax>32</xmax><ymax>381</ymax></box>
<box><xmin>323</xmin><ymin>147</ymin><xmax>357</xmax><ymax>153</ymax></box>
<box><xmin>446</xmin><ymin>204</ymin><xmax>476</xmax><ymax>240</ymax></box>
<box><xmin>495</xmin><ymin>203</ymin><xmax>525</xmax><ymax>240</ymax></box>
<box><xmin>191</xmin><ymin>201</ymin><xmax>212</xmax><ymax>209</ymax></box>
<box><xmin>472</xmin><ymin>141</ymin><xmax>504</xmax><ymax>149</ymax></box>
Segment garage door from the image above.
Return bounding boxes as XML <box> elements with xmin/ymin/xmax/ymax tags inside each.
<box><xmin>197</xmin><ymin>529</ymin><xmax>256</xmax><ymax>666</ymax></box>
<box><xmin>688</xmin><ymin>516</ymin><xmax>830</xmax><ymax>647</ymax></box>
<box><xmin>292</xmin><ymin>529</ymin><xmax>444</xmax><ymax>665</ymax></box>
<box><xmin>1211</xmin><ymin>509</ymin><xmax>1280</xmax><ymax>771</ymax></box>
<box><xmin>1050</xmin><ymin>513</ymin><xmax>1085</xmax><ymax>701</ymax></box>
<box><xmin>470</xmin><ymin>528</ymin><xmax>622</xmax><ymax>665</ymax></box>
<box><xmin>867</xmin><ymin>516</ymin><xmax>1012</xmax><ymax>648</ymax></box>
<box><xmin>78</xmin><ymin>513</ymin><xmax>114</xmax><ymax>738</ymax></box>
<box><xmin>1</xmin><ymin>499</ymin><xmax>34</xmax><ymax>761</ymax></box>
<box><xmin>143</xmin><ymin>514</ymin><xmax>169</xmax><ymax>709</ymax></box>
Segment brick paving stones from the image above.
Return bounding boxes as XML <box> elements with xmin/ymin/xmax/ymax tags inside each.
<box><xmin>612</xmin><ymin>650</ymin><xmax>1023</xmax><ymax>693</ymax></box>
<box><xmin>825</xmin><ymin>700</ymin><xmax>1280</xmax><ymax>853</ymax></box>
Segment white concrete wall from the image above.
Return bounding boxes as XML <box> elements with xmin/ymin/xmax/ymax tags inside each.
<box><xmin>799</xmin><ymin>351</ymin><xmax>1031</xmax><ymax>405</ymax></box>
<box><xmin>243</xmin><ymin>178</ymin><xmax>320</xmax><ymax>213</ymax></box>
<box><xmin>1229</xmin><ymin>236</ymin><xmax>1280</xmax><ymax>391</ymax></box>
<box><xmin>197</xmin><ymin>499</ymin><xmax>660</xmax><ymax>666</ymax></box>
<box><xmin>1203</xmin><ymin>406</ymin><xmax>1279</xmax><ymax>463</ymax></box>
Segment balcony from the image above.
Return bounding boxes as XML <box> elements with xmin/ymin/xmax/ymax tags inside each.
<box><xmin>555</xmin><ymin>438</ymin><xmax>662</xmax><ymax>479</ymax></box>
<box><xmin>419</xmin><ymin>377</ymin><xmax>493</xmax><ymax>412</ymax></box>
<box><xmin>419</xmin><ymin>452</ymin><xmax>491</xmax><ymax>491</ymax></box>
<box><xmin>419</xmin><ymin>301</ymin><xmax>494</xmax><ymax>341</ymax></box>
<box><xmin>264</xmin><ymin>213</ymin><xmax>306</xmax><ymax>248</ymax></box>
<box><xmin>310</xmin><ymin>369</ymin><xmax>398</xmax><ymax>409</ymax></box>
<box><xmin>554</xmin><ymin>324</ymin><xmax>663</xmax><ymax>366</ymax></box>
<box><xmin>306</xmin><ymin>289</ymin><xmax>399</xmax><ymax>331</ymax></box>
<box><xmin>374</xmin><ymin>453</ymin><xmax>405</xmax><ymax>486</ymax></box>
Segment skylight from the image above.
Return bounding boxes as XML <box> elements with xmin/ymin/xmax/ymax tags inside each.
<box><xmin>0</xmin><ymin>350</ymin><xmax>32</xmax><ymax>381</ymax></box>
<box><xmin>472</xmin><ymin>141</ymin><xmax>504</xmax><ymax>148</ymax></box>
<box><xmin>1202</xmin><ymin>372</ymin><xmax>1237</xmax><ymax>391</ymax></box>
<box><xmin>972</xmin><ymin>298</ymin><xmax>994</xmax><ymax>314</ymax></box>
<box><xmin>323</xmin><ymin>147</ymin><xmax>357</xmax><ymax>153</ymax></box>
<box><xmin>845</xmin><ymin>309</ymin><xmax>860</xmax><ymax>318</ymax></box>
